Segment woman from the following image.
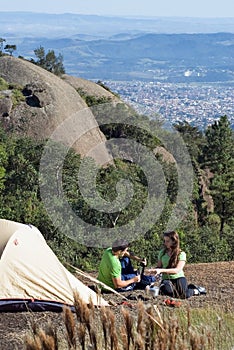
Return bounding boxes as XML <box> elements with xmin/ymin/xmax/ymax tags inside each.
<box><xmin>148</xmin><ymin>231</ymin><xmax>206</xmax><ymax>299</ymax></box>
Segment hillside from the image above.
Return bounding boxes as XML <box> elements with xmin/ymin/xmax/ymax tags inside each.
<box><xmin>0</xmin><ymin>261</ymin><xmax>233</xmax><ymax>349</ymax></box>
<box><xmin>0</xmin><ymin>55</ymin><xmax>117</xmax><ymax>164</ymax></box>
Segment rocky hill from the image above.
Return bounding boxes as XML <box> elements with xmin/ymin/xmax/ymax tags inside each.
<box><xmin>0</xmin><ymin>55</ymin><xmax>117</xmax><ymax>164</ymax></box>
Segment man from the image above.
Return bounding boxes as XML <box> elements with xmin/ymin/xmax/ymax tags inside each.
<box><xmin>119</xmin><ymin>249</ymin><xmax>147</xmax><ymax>280</ymax></box>
<box><xmin>97</xmin><ymin>239</ymin><xmax>155</xmax><ymax>292</ymax></box>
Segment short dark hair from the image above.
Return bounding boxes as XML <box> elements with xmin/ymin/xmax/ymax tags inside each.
<box><xmin>112</xmin><ymin>239</ymin><xmax>129</xmax><ymax>252</ymax></box>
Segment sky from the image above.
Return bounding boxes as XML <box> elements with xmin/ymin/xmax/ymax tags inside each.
<box><xmin>0</xmin><ymin>0</ymin><xmax>234</xmax><ymax>18</ymax></box>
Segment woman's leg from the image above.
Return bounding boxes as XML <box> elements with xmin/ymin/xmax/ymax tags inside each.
<box><xmin>160</xmin><ymin>278</ymin><xmax>194</xmax><ymax>298</ymax></box>
<box><xmin>159</xmin><ymin>279</ymin><xmax>174</xmax><ymax>297</ymax></box>
<box><xmin>173</xmin><ymin>277</ymin><xmax>194</xmax><ymax>299</ymax></box>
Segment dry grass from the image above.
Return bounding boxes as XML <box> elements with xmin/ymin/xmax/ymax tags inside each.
<box><xmin>24</xmin><ymin>293</ymin><xmax>234</xmax><ymax>350</ymax></box>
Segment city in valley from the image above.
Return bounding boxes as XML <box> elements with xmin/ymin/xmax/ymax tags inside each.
<box><xmin>1</xmin><ymin>13</ymin><xmax>233</xmax><ymax>130</ymax></box>
<box><xmin>105</xmin><ymin>80</ymin><xmax>234</xmax><ymax>130</ymax></box>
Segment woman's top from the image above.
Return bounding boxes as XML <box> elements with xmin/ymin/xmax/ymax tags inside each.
<box><xmin>158</xmin><ymin>249</ymin><xmax>186</xmax><ymax>280</ymax></box>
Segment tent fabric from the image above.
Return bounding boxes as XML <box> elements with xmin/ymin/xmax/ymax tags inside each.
<box><xmin>0</xmin><ymin>299</ymin><xmax>69</xmax><ymax>312</ymax></box>
<box><xmin>0</xmin><ymin>219</ymin><xmax>108</xmax><ymax>311</ymax></box>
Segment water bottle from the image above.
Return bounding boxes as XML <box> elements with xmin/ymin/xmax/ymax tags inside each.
<box><xmin>149</xmin><ymin>286</ymin><xmax>160</xmax><ymax>297</ymax></box>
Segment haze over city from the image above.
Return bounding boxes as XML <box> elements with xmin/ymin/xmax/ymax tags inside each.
<box><xmin>1</xmin><ymin>0</ymin><xmax>234</xmax><ymax>17</ymax></box>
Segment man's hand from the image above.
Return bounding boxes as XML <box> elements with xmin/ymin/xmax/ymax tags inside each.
<box><xmin>134</xmin><ymin>275</ymin><xmax>141</xmax><ymax>283</ymax></box>
<box><xmin>124</xmin><ymin>251</ymin><xmax>147</xmax><ymax>267</ymax></box>
<box><xmin>140</xmin><ymin>258</ymin><xmax>147</xmax><ymax>266</ymax></box>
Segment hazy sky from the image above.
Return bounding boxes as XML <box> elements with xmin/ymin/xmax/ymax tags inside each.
<box><xmin>1</xmin><ymin>0</ymin><xmax>234</xmax><ymax>17</ymax></box>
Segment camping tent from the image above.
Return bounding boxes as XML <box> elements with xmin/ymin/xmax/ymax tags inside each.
<box><xmin>0</xmin><ymin>219</ymin><xmax>108</xmax><ymax>311</ymax></box>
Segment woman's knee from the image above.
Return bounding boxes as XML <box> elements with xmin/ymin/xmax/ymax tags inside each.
<box><xmin>160</xmin><ymin>280</ymin><xmax>174</xmax><ymax>296</ymax></box>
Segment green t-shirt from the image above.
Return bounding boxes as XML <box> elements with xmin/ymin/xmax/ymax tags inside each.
<box><xmin>97</xmin><ymin>247</ymin><xmax>121</xmax><ymax>289</ymax></box>
<box><xmin>158</xmin><ymin>249</ymin><xmax>186</xmax><ymax>280</ymax></box>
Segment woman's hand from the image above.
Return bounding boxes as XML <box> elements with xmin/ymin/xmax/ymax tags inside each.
<box><xmin>147</xmin><ymin>268</ymin><xmax>161</xmax><ymax>275</ymax></box>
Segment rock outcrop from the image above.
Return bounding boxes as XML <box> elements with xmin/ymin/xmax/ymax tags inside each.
<box><xmin>154</xmin><ymin>146</ymin><xmax>176</xmax><ymax>163</ymax></box>
<box><xmin>0</xmin><ymin>55</ymin><xmax>112</xmax><ymax>165</ymax></box>
<box><xmin>62</xmin><ymin>74</ymin><xmax>117</xmax><ymax>100</ymax></box>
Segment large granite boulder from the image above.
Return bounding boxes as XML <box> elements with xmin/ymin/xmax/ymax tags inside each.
<box><xmin>62</xmin><ymin>74</ymin><xmax>117</xmax><ymax>100</ymax></box>
<box><xmin>0</xmin><ymin>56</ymin><xmax>111</xmax><ymax>165</ymax></box>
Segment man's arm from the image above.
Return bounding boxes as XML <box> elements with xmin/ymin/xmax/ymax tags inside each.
<box><xmin>125</xmin><ymin>251</ymin><xmax>147</xmax><ymax>266</ymax></box>
<box><xmin>112</xmin><ymin>274</ymin><xmax>141</xmax><ymax>289</ymax></box>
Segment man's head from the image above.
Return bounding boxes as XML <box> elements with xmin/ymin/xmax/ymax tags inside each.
<box><xmin>112</xmin><ymin>239</ymin><xmax>129</xmax><ymax>253</ymax></box>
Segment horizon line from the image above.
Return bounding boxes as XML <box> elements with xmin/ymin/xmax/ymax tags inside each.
<box><xmin>0</xmin><ymin>11</ymin><xmax>234</xmax><ymax>19</ymax></box>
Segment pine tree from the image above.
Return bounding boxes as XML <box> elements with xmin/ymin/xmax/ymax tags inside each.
<box><xmin>33</xmin><ymin>46</ymin><xmax>65</xmax><ymax>76</ymax></box>
<box><xmin>203</xmin><ymin>116</ymin><xmax>234</xmax><ymax>235</ymax></box>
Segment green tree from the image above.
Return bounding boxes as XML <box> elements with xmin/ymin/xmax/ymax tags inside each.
<box><xmin>33</xmin><ymin>46</ymin><xmax>45</xmax><ymax>66</ymax></box>
<box><xmin>203</xmin><ymin>116</ymin><xmax>234</xmax><ymax>235</ymax></box>
<box><xmin>174</xmin><ymin>121</ymin><xmax>205</xmax><ymax>162</ymax></box>
<box><xmin>4</xmin><ymin>44</ymin><xmax>16</xmax><ymax>56</ymax></box>
<box><xmin>33</xmin><ymin>46</ymin><xmax>65</xmax><ymax>76</ymax></box>
<box><xmin>174</xmin><ymin>121</ymin><xmax>210</xmax><ymax>225</ymax></box>
<box><xmin>45</xmin><ymin>51</ymin><xmax>65</xmax><ymax>75</ymax></box>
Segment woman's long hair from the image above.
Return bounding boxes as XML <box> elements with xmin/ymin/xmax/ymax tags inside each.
<box><xmin>162</xmin><ymin>231</ymin><xmax>181</xmax><ymax>268</ymax></box>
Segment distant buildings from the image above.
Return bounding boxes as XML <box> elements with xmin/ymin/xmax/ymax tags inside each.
<box><xmin>105</xmin><ymin>80</ymin><xmax>234</xmax><ymax>130</ymax></box>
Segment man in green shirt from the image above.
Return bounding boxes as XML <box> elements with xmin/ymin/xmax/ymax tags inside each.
<box><xmin>98</xmin><ymin>239</ymin><xmax>141</xmax><ymax>291</ymax></box>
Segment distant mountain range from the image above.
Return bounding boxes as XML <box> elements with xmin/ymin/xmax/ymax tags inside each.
<box><xmin>1</xmin><ymin>12</ymin><xmax>234</xmax><ymax>82</ymax></box>
<box><xmin>7</xmin><ymin>32</ymin><xmax>234</xmax><ymax>82</ymax></box>
<box><xmin>1</xmin><ymin>12</ymin><xmax>234</xmax><ymax>38</ymax></box>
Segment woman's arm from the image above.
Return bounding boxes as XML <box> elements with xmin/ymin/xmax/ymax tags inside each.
<box><xmin>148</xmin><ymin>260</ymin><xmax>185</xmax><ymax>275</ymax></box>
